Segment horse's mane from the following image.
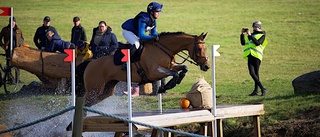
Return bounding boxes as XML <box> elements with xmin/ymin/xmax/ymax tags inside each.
<box><xmin>159</xmin><ymin>32</ymin><xmax>196</xmax><ymax>37</ymax></box>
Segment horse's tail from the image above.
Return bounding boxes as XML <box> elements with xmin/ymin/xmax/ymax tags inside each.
<box><xmin>75</xmin><ymin>61</ymin><xmax>90</xmax><ymax>97</ymax></box>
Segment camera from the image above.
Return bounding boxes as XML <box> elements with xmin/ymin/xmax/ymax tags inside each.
<box><xmin>243</xmin><ymin>28</ymin><xmax>248</xmax><ymax>32</ymax></box>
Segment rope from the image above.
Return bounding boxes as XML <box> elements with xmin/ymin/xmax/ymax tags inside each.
<box><xmin>84</xmin><ymin>107</ymin><xmax>207</xmax><ymax>137</ymax></box>
<box><xmin>0</xmin><ymin>105</ymin><xmax>208</xmax><ymax>136</ymax></box>
<box><xmin>0</xmin><ymin>106</ymin><xmax>75</xmax><ymax>135</ymax></box>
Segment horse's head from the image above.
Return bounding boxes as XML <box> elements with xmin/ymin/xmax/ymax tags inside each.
<box><xmin>191</xmin><ymin>32</ymin><xmax>210</xmax><ymax>71</ymax></box>
<box><xmin>156</xmin><ymin>32</ymin><xmax>210</xmax><ymax>71</ymax></box>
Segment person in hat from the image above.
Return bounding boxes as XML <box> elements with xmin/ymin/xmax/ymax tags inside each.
<box><xmin>90</xmin><ymin>21</ymin><xmax>118</xmax><ymax>59</ymax></box>
<box><xmin>121</xmin><ymin>2</ymin><xmax>163</xmax><ymax>68</ymax></box>
<box><xmin>0</xmin><ymin>17</ymin><xmax>24</xmax><ymax>58</ymax></box>
<box><xmin>44</xmin><ymin>30</ymin><xmax>75</xmax><ymax>53</ymax></box>
<box><xmin>71</xmin><ymin>16</ymin><xmax>87</xmax><ymax>45</ymax></box>
<box><xmin>240</xmin><ymin>20</ymin><xmax>269</xmax><ymax>96</ymax></box>
<box><xmin>75</xmin><ymin>40</ymin><xmax>92</xmax><ymax>62</ymax></box>
<box><xmin>33</xmin><ymin>16</ymin><xmax>59</xmax><ymax>50</ymax></box>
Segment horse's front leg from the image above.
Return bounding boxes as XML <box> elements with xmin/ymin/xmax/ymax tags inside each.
<box><xmin>173</xmin><ymin>64</ymin><xmax>188</xmax><ymax>84</ymax></box>
<box><xmin>157</xmin><ymin>64</ymin><xmax>188</xmax><ymax>93</ymax></box>
<box><xmin>157</xmin><ymin>71</ymin><xmax>179</xmax><ymax>93</ymax></box>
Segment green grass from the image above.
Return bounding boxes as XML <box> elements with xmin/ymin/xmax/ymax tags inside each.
<box><xmin>0</xmin><ymin>0</ymin><xmax>320</xmax><ymax>136</ymax></box>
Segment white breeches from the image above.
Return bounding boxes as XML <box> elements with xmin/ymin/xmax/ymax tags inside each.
<box><xmin>122</xmin><ymin>29</ymin><xmax>140</xmax><ymax>49</ymax></box>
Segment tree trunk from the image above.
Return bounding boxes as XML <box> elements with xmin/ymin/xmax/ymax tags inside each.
<box><xmin>11</xmin><ymin>47</ymin><xmax>85</xmax><ymax>87</ymax></box>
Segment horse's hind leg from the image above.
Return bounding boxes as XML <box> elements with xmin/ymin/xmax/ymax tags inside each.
<box><xmin>93</xmin><ymin>80</ymin><xmax>119</xmax><ymax>104</ymax></box>
<box><xmin>84</xmin><ymin>80</ymin><xmax>118</xmax><ymax>107</ymax></box>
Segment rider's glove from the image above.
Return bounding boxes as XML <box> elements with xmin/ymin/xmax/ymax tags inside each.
<box><xmin>152</xmin><ymin>36</ymin><xmax>159</xmax><ymax>41</ymax></box>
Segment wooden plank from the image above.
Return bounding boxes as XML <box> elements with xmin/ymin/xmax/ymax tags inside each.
<box><xmin>83</xmin><ymin>116</ymin><xmax>123</xmax><ymax>124</ymax></box>
<box><xmin>82</xmin><ymin>123</ymin><xmax>133</xmax><ymax>132</ymax></box>
<box><xmin>133</xmin><ymin>110</ymin><xmax>215</xmax><ymax>130</ymax></box>
<box><xmin>215</xmin><ymin>104</ymin><xmax>264</xmax><ymax>119</ymax></box>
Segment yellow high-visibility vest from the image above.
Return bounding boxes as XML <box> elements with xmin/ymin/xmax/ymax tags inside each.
<box><xmin>243</xmin><ymin>34</ymin><xmax>268</xmax><ymax>61</ymax></box>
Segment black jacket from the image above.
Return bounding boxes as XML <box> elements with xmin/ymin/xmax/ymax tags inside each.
<box><xmin>33</xmin><ymin>25</ymin><xmax>58</xmax><ymax>49</ymax></box>
<box><xmin>90</xmin><ymin>27</ymin><xmax>118</xmax><ymax>59</ymax></box>
<box><xmin>71</xmin><ymin>24</ymin><xmax>87</xmax><ymax>44</ymax></box>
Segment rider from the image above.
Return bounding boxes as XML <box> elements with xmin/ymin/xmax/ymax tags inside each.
<box><xmin>121</xmin><ymin>2</ymin><xmax>163</xmax><ymax>59</ymax></box>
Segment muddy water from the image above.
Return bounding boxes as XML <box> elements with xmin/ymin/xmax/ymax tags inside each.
<box><xmin>2</xmin><ymin>82</ymin><xmax>140</xmax><ymax>137</ymax></box>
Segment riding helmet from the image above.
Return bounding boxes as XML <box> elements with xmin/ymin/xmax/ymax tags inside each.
<box><xmin>147</xmin><ymin>2</ymin><xmax>163</xmax><ymax>13</ymax></box>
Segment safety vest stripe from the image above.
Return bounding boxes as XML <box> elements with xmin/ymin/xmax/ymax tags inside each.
<box><xmin>244</xmin><ymin>47</ymin><xmax>263</xmax><ymax>56</ymax></box>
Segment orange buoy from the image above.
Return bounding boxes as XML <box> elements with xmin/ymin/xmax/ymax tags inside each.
<box><xmin>179</xmin><ymin>98</ymin><xmax>190</xmax><ymax>109</ymax></box>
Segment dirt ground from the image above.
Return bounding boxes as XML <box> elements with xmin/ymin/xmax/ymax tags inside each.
<box><xmin>263</xmin><ymin>106</ymin><xmax>320</xmax><ymax>137</ymax></box>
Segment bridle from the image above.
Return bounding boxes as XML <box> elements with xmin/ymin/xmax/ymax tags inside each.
<box><xmin>153</xmin><ymin>37</ymin><xmax>208</xmax><ymax>66</ymax></box>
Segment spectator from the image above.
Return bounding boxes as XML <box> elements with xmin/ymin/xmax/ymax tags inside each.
<box><xmin>0</xmin><ymin>17</ymin><xmax>24</xmax><ymax>58</ymax></box>
<box><xmin>45</xmin><ymin>30</ymin><xmax>75</xmax><ymax>53</ymax></box>
<box><xmin>90</xmin><ymin>21</ymin><xmax>118</xmax><ymax>59</ymax></box>
<box><xmin>75</xmin><ymin>40</ymin><xmax>92</xmax><ymax>62</ymax></box>
<box><xmin>33</xmin><ymin>16</ymin><xmax>58</xmax><ymax>50</ymax></box>
<box><xmin>71</xmin><ymin>16</ymin><xmax>87</xmax><ymax>44</ymax></box>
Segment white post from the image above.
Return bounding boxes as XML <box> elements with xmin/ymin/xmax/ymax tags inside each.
<box><xmin>71</xmin><ymin>49</ymin><xmax>76</xmax><ymax>106</ymax></box>
<box><xmin>126</xmin><ymin>50</ymin><xmax>133</xmax><ymax>137</ymax></box>
<box><xmin>158</xmin><ymin>93</ymin><xmax>163</xmax><ymax>137</ymax></box>
<box><xmin>211</xmin><ymin>45</ymin><xmax>218</xmax><ymax>137</ymax></box>
<box><xmin>158</xmin><ymin>93</ymin><xmax>162</xmax><ymax>113</ymax></box>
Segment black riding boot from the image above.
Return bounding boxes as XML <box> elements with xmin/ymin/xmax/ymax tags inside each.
<box><xmin>122</xmin><ymin>45</ymin><xmax>137</xmax><ymax>70</ymax></box>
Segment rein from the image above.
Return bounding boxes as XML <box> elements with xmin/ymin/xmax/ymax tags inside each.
<box><xmin>153</xmin><ymin>37</ymin><xmax>207</xmax><ymax>66</ymax></box>
<box><xmin>153</xmin><ymin>42</ymin><xmax>175</xmax><ymax>67</ymax></box>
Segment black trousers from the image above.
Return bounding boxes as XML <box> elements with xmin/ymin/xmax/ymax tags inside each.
<box><xmin>247</xmin><ymin>54</ymin><xmax>265</xmax><ymax>92</ymax></box>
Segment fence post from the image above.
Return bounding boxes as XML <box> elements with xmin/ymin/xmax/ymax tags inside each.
<box><xmin>72</xmin><ymin>97</ymin><xmax>84</xmax><ymax>137</ymax></box>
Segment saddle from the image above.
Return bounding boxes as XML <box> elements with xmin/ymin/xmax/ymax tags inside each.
<box><xmin>113</xmin><ymin>42</ymin><xmax>144</xmax><ymax>65</ymax></box>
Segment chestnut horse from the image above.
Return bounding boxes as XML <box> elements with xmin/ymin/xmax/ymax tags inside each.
<box><xmin>77</xmin><ymin>32</ymin><xmax>210</xmax><ymax>107</ymax></box>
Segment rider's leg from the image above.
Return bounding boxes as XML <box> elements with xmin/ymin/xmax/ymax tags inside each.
<box><xmin>122</xmin><ymin>30</ymin><xmax>140</xmax><ymax>70</ymax></box>
<box><xmin>122</xmin><ymin>29</ymin><xmax>140</xmax><ymax>56</ymax></box>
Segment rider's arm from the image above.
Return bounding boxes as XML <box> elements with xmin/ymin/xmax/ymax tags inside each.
<box><xmin>137</xmin><ymin>18</ymin><xmax>153</xmax><ymax>40</ymax></box>
<box><xmin>150</xmin><ymin>21</ymin><xmax>158</xmax><ymax>37</ymax></box>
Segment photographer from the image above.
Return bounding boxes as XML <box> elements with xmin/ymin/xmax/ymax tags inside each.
<box><xmin>240</xmin><ymin>20</ymin><xmax>268</xmax><ymax>96</ymax></box>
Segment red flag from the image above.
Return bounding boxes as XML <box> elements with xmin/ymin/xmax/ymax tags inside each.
<box><xmin>64</xmin><ymin>49</ymin><xmax>74</xmax><ymax>62</ymax></box>
<box><xmin>0</xmin><ymin>7</ymin><xmax>11</xmax><ymax>16</ymax></box>
<box><xmin>121</xmin><ymin>49</ymin><xmax>129</xmax><ymax>62</ymax></box>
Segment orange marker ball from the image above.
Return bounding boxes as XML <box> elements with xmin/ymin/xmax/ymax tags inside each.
<box><xmin>179</xmin><ymin>98</ymin><xmax>190</xmax><ymax>109</ymax></box>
